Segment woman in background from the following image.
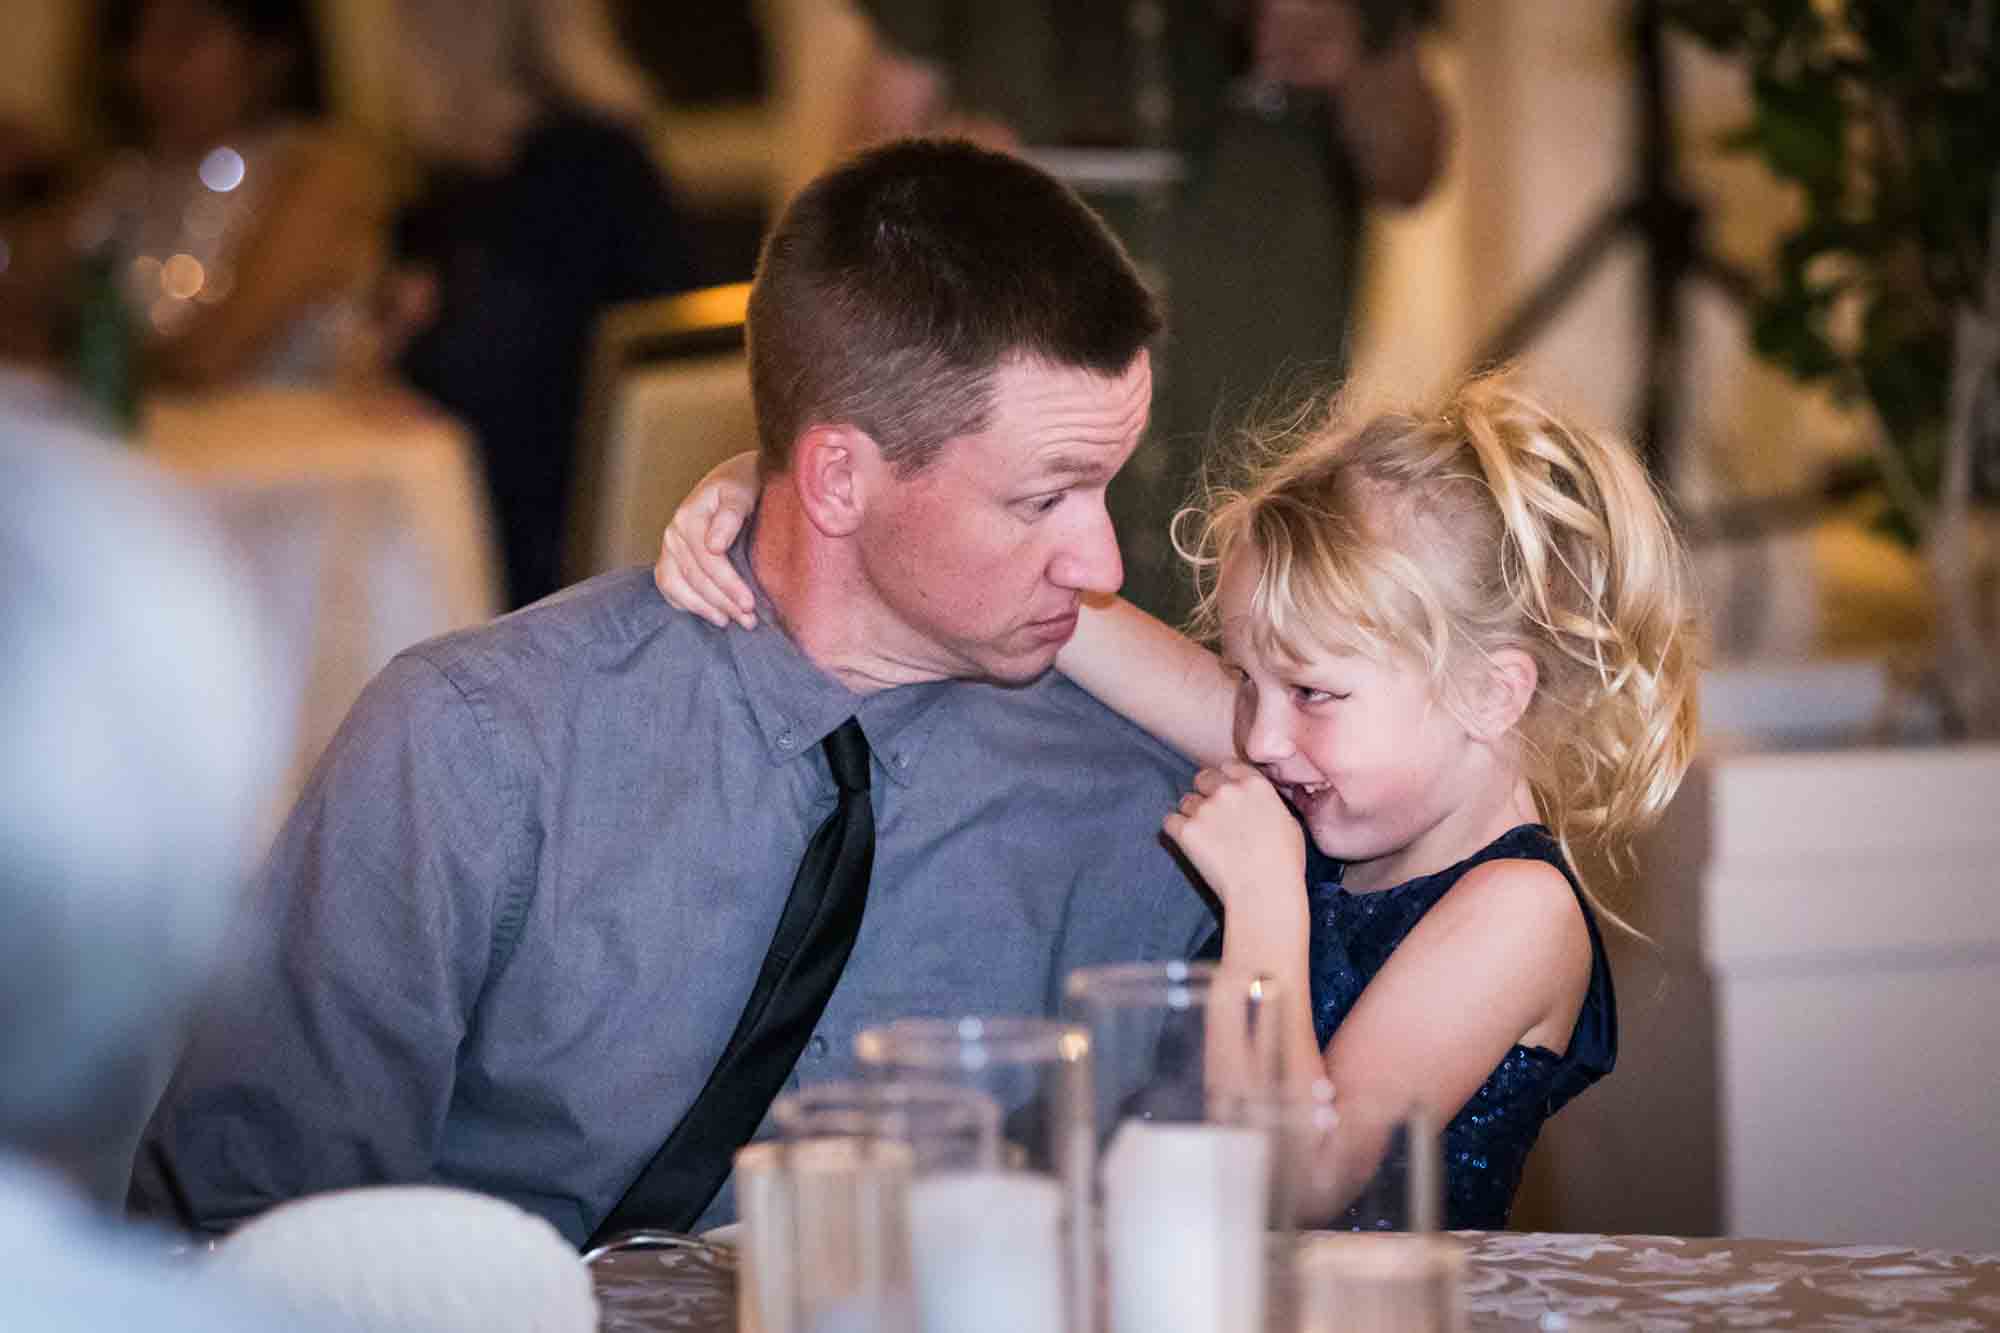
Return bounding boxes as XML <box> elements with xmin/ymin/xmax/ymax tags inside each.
<box><xmin>41</xmin><ymin>0</ymin><xmax>386</xmax><ymax>391</ymax></box>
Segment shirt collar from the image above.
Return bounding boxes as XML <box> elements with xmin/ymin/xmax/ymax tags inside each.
<box><xmin>721</xmin><ymin>511</ymin><xmax>949</xmax><ymax>788</ymax></box>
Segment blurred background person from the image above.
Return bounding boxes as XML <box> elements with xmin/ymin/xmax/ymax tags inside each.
<box><xmin>844</xmin><ymin>0</ymin><xmax>1447</xmax><ymax>622</ymax></box>
<box><xmin>386</xmin><ymin>0</ymin><xmax>700</xmax><ymax>609</ymax></box>
<box><xmin>0</xmin><ymin>408</ymin><xmax>294</xmax><ymax>1328</ymax></box>
<box><xmin>0</xmin><ymin>0</ymin><xmax>387</xmax><ymax>417</ymax></box>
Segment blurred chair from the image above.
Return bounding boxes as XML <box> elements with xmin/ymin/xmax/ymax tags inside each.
<box><xmin>205</xmin><ymin>1184</ymin><xmax>597</xmax><ymax>1333</ymax></box>
<box><xmin>566</xmin><ymin>283</ymin><xmax>756</xmax><ymax>582</ymax></box>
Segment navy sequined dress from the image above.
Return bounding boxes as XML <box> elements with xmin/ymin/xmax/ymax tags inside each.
<box><xmin>1306</xmin><ymin>824</ymin><xmax>1617</xmax><ymax>1230</ymax></box>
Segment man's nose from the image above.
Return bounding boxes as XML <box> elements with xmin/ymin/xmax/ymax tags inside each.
<box><xmin>1048</xmin><ymin>505</ymin><xmax>1123</xmax><ymax>595</ymax></box>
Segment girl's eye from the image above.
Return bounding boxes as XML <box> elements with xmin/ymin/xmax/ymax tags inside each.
<box><xmin>1294</xmin><ymin>686</ymin><xmax>1347</xmax><ymax>705</ymax></box>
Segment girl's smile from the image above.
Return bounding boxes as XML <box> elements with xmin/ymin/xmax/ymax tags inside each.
<box><xmin>1217</xmin><ymin>548</ymin><xmax>1524</xmax><ymax>893</ymax></box>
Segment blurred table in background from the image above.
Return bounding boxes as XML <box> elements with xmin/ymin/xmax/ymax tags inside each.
<box><xmin>590</xmin><ymin>1232</ymin><xmax>2000</xmax><ymax>1331</ymax></box>
<box><xmin>146</xmin><ymin>387</ymin><xmax>502</xmax><ymax>823</ymax></box>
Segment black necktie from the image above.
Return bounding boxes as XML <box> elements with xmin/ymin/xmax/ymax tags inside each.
<box><xmin>588</xmin><ymin>718</ymin><xmax>876</xmax><ymax>1244</ymax></box>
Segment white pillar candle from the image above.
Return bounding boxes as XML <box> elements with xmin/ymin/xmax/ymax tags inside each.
<box><xmin>905</xmin><ymin>1169</ymin><xmax>1067</xmax><ymax>1333</ymax></box>
<box><xmin>1101</xmin><ymin>1120</ymin><xmax>1271</xmax><ymax>1333</ymax></box>
<box><xmin>740</xmin><ymin>1139</ymin><xmax>915</xmax><ymax>1333</ymax></box>
<box><xmin>788</xmin><ymin>1140</ymin><xmax>913</xmax><ymax>1333</ymax></box>
<box><xmin>736</xmin><ymin>1143</ymin><xmax>795</xmax><ymax>1333</ymax></box>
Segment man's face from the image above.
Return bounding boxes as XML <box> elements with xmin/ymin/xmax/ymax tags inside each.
<box><xmin>856</xmin><ymin>351</ymin><xmax>1152</xmax><ymax>685</ymax></box>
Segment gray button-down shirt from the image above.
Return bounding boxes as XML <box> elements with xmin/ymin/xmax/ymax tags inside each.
<box><xmin>134</xmin><ymin>561</ymin><xmax>1215</xmax><ymax>1244</ymax></box>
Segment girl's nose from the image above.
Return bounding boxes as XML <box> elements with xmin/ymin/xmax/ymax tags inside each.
<box><xmin>1239</xmin><ymin>698</ymin><xmax>1295</xmax><ymax>765</ymax></box>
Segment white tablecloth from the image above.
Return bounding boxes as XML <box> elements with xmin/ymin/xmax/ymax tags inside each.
<box><xmin>147</xmin><ymin>387</ymin><xmax>502</xmax><ymax>822</ymax></box>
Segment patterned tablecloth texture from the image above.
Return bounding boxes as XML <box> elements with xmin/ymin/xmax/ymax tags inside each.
<box><xmin>591</xmin><ymin>1231</ymin><xmax>2000</xmax><ymax>1333</ymax></box>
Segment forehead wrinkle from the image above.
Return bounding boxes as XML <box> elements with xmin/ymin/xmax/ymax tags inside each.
<box><xmin>1028</xmin><ymin>447</ymin><xmax>1122</xmax><ymax>484</ymax></box>
<box><xmin>1018</xmin><ymin>382</ymin><xmax>1148</xmax><ymax>436</ymax></box>
<box><xmin>1002</xmin><ymin>354</ymin><xmax>1151</xmax><ymax>430</ymax></box>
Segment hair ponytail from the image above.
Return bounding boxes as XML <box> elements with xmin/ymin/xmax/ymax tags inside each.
<box><xmin>1448</xmin><ymin>375</ymin><xmax>1700</xmax><ymax>867</ymax></box>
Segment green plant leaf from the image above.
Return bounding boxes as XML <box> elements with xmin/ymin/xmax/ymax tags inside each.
<box><xmin>1751</xmin><ymin>288</ymin><xmax>1841</xmax><ymax>381</ymax></box>
<box><xmin>1748</xmin><ymin>71</ymin><xmax>1848</xmax><ymax>200</ymax></box>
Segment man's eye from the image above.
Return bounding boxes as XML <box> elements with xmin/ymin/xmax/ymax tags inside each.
<box><xmin>1023</xmin><ymin>492</ymin><xmax>1066</xmax><ymax>515</ymax></box>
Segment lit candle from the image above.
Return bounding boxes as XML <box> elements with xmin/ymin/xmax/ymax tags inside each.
<box><xmin>905</xmin><ymin>1169</ymin><xmax>1067</xmax><ymax>1333</ymax></box>
<box><xmin>1102</xmin><ymin>1120</ymin><xmax>1270</xmax><ymax>1333</ymax></box>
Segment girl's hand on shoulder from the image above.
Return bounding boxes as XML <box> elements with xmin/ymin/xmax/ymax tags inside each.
<box><xmin>1163</xmin><ymin>761</ymin><xmax>1306</xmax><ymax>909</ymax></box>
<box><xmin>654</xmin><ymin>451</ymin><xmax>761</xmax><ymax>628</ymax></box>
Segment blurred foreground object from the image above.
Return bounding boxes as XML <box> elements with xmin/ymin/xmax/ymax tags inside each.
<box><xmin>0</xmin><ymin>407</ymin><xmax>291</xmax><ymax>1328</ymax></box>
<box><xmin>208</xmin><ymin>1184</ymin><xmax>599</xmax><ymax>1333</ymax></box>
<box><xmin>0</xmin><ymin>408</ymin><xmax>280</xmax><ymax>1199</ymax></box>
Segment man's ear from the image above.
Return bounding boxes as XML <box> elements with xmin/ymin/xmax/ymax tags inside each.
<box><xmin>1467</xmin><ymin>647</ymin><xmax>1538</xmax><ymax>741</ymax></box>
<box><xmin>791</xmin><ymin>425</ymin><xmax>880</xmax><ymax>537</ymax></box>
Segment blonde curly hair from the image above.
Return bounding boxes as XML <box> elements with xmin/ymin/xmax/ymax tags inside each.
<box><xmin>1180</xmin><ymin>371</ymin><xmax>1701</xmax><ymax>922</ymax></box>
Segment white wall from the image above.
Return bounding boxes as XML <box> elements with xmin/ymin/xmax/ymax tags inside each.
<box><xmin>1525</xmin><ymin>699</ymin><xmax>2000</xmax><ymax>1250</ymax></box>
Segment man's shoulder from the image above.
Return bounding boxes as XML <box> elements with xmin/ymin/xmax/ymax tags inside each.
<box><xmin>959</xmin><ymin>669</ymin><xmax>1196</xmax><ymax>786</ymax></box>
<box><xmin>399</xmin><ymin>568</ymin><xmax>699</xmax><ymax>699</ymax></box>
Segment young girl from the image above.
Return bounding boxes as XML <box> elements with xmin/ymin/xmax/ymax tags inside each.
<box><xmin>653</xmin><ymin>372</ymin><xmax>1700</xmax><ymax>1228</ymax></box>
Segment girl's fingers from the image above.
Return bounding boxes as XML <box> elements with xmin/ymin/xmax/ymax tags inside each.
<box><xmin>653</xmin><ymin>531</ymin><xmax>690</xmax><ymax>608</ymax></box>
<box><xmin>661</xmin><ymin>568</ymin><xmax>728</xmax><ymax>628</ymax></box>
<box><xmin>704</xmin><ymin>504</ymin><xmax>744</xmax><ymax>554</ymax></box>
<box><xmin>662</xmin><ymin>528</ymin><xmax>738</xmax><ymax>627</ymax></box>
<box><xmin>688</xmin><ymin>509</ymin><xmax>754</xmax><ymax>618</ymax></box>
<box><xmin>694</xmin><ymin>557</ymin><xmax>756</xmax><ymax>631</ymax></box>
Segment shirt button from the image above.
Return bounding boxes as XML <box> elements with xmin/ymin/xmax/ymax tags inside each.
<box><xmin>777</xmin><ymin>731</ymin><xmax>796</xmax><ymax>751</ymax></box>
<box><xmin>808</xmin><ymin>1035</ymin><xmax>830</xmax><ymax>1057</ymax></box>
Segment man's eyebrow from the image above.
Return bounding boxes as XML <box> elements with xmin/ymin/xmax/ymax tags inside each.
<box><xmin>1029</xmin><ymin>451</ymin><xmax>1119</xmax><ymax>483</ymax></box>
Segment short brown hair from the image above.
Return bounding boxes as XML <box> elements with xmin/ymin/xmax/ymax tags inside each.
<box><xmin>747</xmin><ymin>138</ymin><xmax>1162</xmax><ymax>475</ymax></box>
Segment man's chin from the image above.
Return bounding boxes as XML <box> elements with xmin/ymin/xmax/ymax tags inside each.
<box><xmin>974</xmin><ymin>643</ymin><xmax>1064</xmax><ymax>688</ymax></box>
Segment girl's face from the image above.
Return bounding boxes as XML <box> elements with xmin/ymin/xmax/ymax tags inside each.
<box><xmin>1216</xmin><ymin>548</ymin><xmax>1493</xmax><ymax>892</ymax></box>
<box><xmin>121</xmin><ymin>0</ymin><xmax>289</xmax><ymax>156</ymax></box>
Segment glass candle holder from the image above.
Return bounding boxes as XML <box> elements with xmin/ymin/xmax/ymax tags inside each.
<box><xmin>732</xmin><ymin>1133</ymin><xmax>916</xmax><ymax>1333</ymax></box>
<box><xmin>771</xmin><ymin>1079</ymin><xmax>1003</xmax><ymax>1172</ymax></box>
<box><xmin>854</xmin><ymin>1017</ymin><xmax>1093</xmax><ymax>1333</ymax></box>
<box><xmin>1294</xmin><ymin>1232</ymin><xmax>1466</xmax><ymax>1333</ymax></box>
<box><xmin>734</xmin><ymin>1080</ymin><xmax>1001</xmax><ymax>1333</ymax></box>
<box><xmin>1063</xmin><ymin>961</ymin><xmax>1286</xmax><ymax>1333</ymax></box>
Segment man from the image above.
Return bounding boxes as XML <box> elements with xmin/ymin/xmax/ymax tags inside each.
<box><xmin>132</xmin><ymin>139</ymin><xmax>1218</xmax><ymax>1247</ymax></box>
